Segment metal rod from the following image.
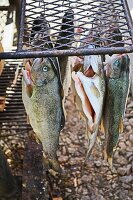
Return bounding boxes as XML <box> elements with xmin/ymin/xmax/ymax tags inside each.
<box><xmin>0</xmin><ymin>46</ymin><xmax>133</xmax><ymax>59</ymax></box>
<box><xmin>0</xmin><ymin>6</ymin><xmax>11</xmax><ymax>11</ymax></box>
<box><xmin>121</xmin><ymin>0</ymin><xmax>133</xmax><ymax>41</ymax></box>
<box><xmin>17</xmin><ymin>0</ymin><xmax>26</xmax><ymax>50</ymax></box>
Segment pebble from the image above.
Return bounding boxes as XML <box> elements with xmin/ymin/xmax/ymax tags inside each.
<box><xmin>116</xmin><ymin>156</ymin><xmax>128</xmax><ymax>165</ymax></box>
<box><xmin>117</xmin><ymin>164</ymin><xmax>132</xmax><ymax>176</ymax></box>
<box><xmin>128</xmin><ymin>118</ymin><xmax>133</xmax><ymax>124</ymax></box>
<box><xmin>122</xmin><ymin>183</ymin><xmax>131</xmax><ymax>189</ymax></box>
<box><xmin>129</xmin><ymin>134</ymin><xmax>133</xmax><ymax>144</ymax></box>
<box><xmin>59</xmin><ymin>155</ymin><xmax>69</xmax><ymax>163</ymax></box>
<box><xmin>127</xmin><ymin>102</ymin><xmax>133</xmax><ymax>108</ymax></box>
<box><xmin>81</xmin><ymin>175</ymin><xmax>91</xmax><ymax>183</ymax></box>
<box><xmin>118</xmin><ymin>141</ymin><xmax>126</xmax><ymax>150</ymax></box>
<box><xmin>126</xmin><ymin>125</ymin><xmax>132</xmax><ymax>131</ymax></box>
<box><xmin>94</xmin><ymin>160</ymin><xmax>102</xmax><ymax>168</ymax></box>
<box><xmin>126</xmin><ymin>140</ymin><xmax>132</xmax><ymax>147</ymax></box>
<box><xmin>119</xmin><ymin>175</ymin><xmax>133</xmax><ymax>183</ymax></box>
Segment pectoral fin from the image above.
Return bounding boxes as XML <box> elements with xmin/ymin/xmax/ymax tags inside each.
<box><xmin>119</xmin><ymin>118</ymin><xmax>124</xmax><ymax>133</ymax></box>
<box><xmin>26</xmin><ymin>84</ymin><xmax>33</xmax><ymax>98</ymax></box>
<box><xmin>90</xmin><ymin>82</ymin><xmax>100</xmax><ymax>98</ymax></box>
<box><xmin>100</xmin><ymin>119</ymin><xmax>105</xmax><ymax>134</ymax></box>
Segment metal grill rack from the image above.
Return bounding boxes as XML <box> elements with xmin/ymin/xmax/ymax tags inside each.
<box><xmin>0</xmin><ymin>61</ymin><xmax>31</xmax><ymax>133</ymax></box>
<box><xmin>0</xmin><ymin>0</ymin><xmax>133</xmax><ymax>59</ymax></box>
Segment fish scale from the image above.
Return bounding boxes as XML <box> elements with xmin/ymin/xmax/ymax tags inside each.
<box><xmin>103</xmin><ymin>54</ymin><xmax>130</xmax><ymax>166</ymax></box>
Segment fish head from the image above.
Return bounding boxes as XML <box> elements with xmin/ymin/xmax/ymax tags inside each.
<box><xmin>105</xmin><ymin>54</ymin><xmax>130</xmax><ymax>78</ymax></box>
<box><xmin>110</xmin><ymin>54</ymin><xmax>123</xmax><ymax>78</ymax></box>
<box><xmin>83</xmin><ymin>45</ymin><xmax>103</xmax><ymax>76</ymax></box>
<box><xmin>31</xmin><ymin>57</ymin><xmax>56</xmax><ymax>87</ymax></box>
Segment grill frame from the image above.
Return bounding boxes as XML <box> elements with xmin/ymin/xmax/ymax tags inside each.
<box><xmin>0</xmin><ymin>0</ymin><xmax>133</xmax><ymax>59</ymax></box>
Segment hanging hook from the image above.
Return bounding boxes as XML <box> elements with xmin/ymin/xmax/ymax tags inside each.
<box><xmin>38</xmin><ymin>0</ymin><xmax>45</xmax><ymax>11</ymax></box>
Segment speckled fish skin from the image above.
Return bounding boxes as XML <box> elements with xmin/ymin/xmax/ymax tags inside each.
<box><xmin>22</xmin><ymin>15</ymin><xmax>65</xmax><ymax>172</ymax></box>
<box><xmin>103</xmin><ymin>54</ymin><xmax>130</xmax><ymax>166</ymax></box>
<box><xmin>22</xmin><ymin>57</ymin><xmax>65</xmax><ymax>172</ymax></box>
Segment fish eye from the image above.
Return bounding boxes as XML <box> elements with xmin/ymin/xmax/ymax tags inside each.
<box><xmin>42</xmin><ymin>66</ymin><xmax>48</xmax><ymax>72</ymax></box>
<box><xmin>115</xmin><ymin>60</ymin><xmax>120</xmax><ymax>66</ymax></box>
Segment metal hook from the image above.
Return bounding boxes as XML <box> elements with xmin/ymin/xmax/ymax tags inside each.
<box><xmin>38</xmin><ymin>0</ymin><xmax>46</xmax><ymax>14</ymax></box>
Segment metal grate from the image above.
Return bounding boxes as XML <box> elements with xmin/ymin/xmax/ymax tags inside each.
<box><xmin>0</xmin><ymin>0</ymin><xmax>133</xmax><ymax>59</ymax></box>
<box><xmin>0</xmin><ymin>62</ymin><xmax>31</xmax><ymax>133</ymax></box>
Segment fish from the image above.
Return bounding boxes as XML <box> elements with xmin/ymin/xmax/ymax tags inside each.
<box><xmin>72</xmin><ymin>45</ymin><xmax>105</xmax><ymax>157</ymax></box>
<box><xmin>55</xmin><ymin>9</ymin><xmax>74</xmax><ymax>116</ymax></box>
<box><xmin>103</xmin><ymin>53</ymin><xmax>130</xmax><ymax>167</ymax></box>
<box><xmin>0</xmin><ymin>147</ymin><xmax>17</xmax><ymax>198</ymax></box>
<box><xmin>22</xmin><ymin>16</ymin><xmax>65</xmax><ymax>173</ymax></box>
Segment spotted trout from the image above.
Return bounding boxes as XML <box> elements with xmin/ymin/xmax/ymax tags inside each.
<box><xmin>22</xmin><ymin>16</ymin><xmax>65</xmax><ymax>173</ymax></box>
<box><xmin>103</xmin><ymin>54</ymin><xmax>130</xmax><ymax>167</ymax></box>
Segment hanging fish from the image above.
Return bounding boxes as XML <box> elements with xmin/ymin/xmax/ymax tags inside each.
<box><xmin>22</xmin><ymin>16</ymin><xmax>65</xmax><ymax>173</ymax></box>
<box><xmin>72</xmin><ymin>45</ymin><xmax>105</xmax><ymax>157</ymax></box>
<box><xmin>103</xmin><ymin>53</ymin><xmax>130</xmax><ymax>167</ymax></box>
<box><xmin>55</xmin><ymin>8</ymin><xmax>74</xmax><ymax>116</ymax></box>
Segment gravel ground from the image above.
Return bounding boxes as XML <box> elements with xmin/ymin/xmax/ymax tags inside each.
<box><xmin>2</xmin><ymin>90</ymin><xmax>133</xmax><ymax>200</ymax></box>
<box><xmin>53</xmin><ymin>92</ymin><xmax>133</xmax><ymax>200</ymax></box>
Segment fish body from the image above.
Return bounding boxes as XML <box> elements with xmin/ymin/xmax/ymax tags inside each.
<box><xmin>103</xmin><ymin>54</ymin><xmax>130</xmax><ymax>166</ymax></box>
<box><xmin>72</xmin><ymin>45</ymin><xmax>105</xmax><ymax>156</ymax></box>
<box><xmin>22</xmin><ymin>16</ymin><xmax>65</xmax><ymax>172</ymax></box>
<box><xmin>56</xmin><ymin>9</ymin><xmax>74</xmax><ymax>116</ymax></box>
<box><xmin>22</xmin><ymin>57</ymin><xmax>64</xmax><ymax>172</ymax></box>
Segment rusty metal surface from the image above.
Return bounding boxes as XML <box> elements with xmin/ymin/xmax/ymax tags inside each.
<box><xmin>0</xmin><ymin>0</ymin><xmax>133</xmax><ymax>58</ymax></box>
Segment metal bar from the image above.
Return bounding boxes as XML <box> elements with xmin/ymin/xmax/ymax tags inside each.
<box><xmin>17</xmin><ymin>0</ymin><xmax>26</xmax><ymax>50</ymax></box>
<box><xmin>121</xmin><ymin>0</ymin><xmax>133</xmax><ymax>41</ymax></box>
<box><xmin>0</xmin><ymin>46</ymin><xmax>133</xmax><ymax>59</ymax></box>
<box><xmin>0</xmin><ymin>6</ymin><xmax>11</xmax><ymax>11</ymax></box>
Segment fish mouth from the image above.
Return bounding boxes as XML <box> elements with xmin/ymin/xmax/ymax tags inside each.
<box><xmin>72</xmin><ymin>70</ymin><xmax>96</xmax><ymax>132</ymax></box>
<box><xmin>84</xmin><ymin>65</ymin><xmax>96</xmax><ymax>78</ymax></box>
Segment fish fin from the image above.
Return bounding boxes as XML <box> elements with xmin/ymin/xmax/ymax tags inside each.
<box><xmin>107</xmin><ymin>156</ymin><xmax>113</xmax><ymax>170</ymax></box>
<box><xmin>26</xmin><ymin>84</ymin><xmax>33</xmax><ymax>98</ymax></box>
<box><xmin>0</xmin><ymin>96</ymin><xmax>6</xmax><ymax>111</ymax></box>
<box><xmin>43</xmin><ymin>155</ymin><xmax>62</xmax><ymax>174</ymax></box>
<box><xmin>85</xmin><ymin>129</ymin><xmax>98</xmax><ymax>160</ymax></box>
<box><xmin>96</xmin><ymin>136</ymin><xmax>102</xmax><ymax>145</ymax></box>
<box><xmin>103</xmin><ymin>149</ymin><xmax>108</xmax><ymax>161</ymax></box>
<box><xmin>27</xmin><ymin>115</ymin><xmax>30</xmax><ymax>124</ymax></box>
<box><xmin>90</xmin><ymin>82</ymin><xmax>100</xmax><ymax>98</ymax></box>
<box><xmin>79</xmin><ymin>111</ymin><xmax>84</xmax><ymax>120</ymax></box>
<box><xmin>119</xmin><ymin>118</ymin><xmax>124</xmax><ymax>133</ymax></box>
<box><xmin>100</xmin><ymin>119</ymin><xmax>105</xmax><ymax>134</ymax></box>
<box><xmin>104</xmin><ymin>149</ymin><xmax>113</xmax><ymax>169</ymax></box>
<box><xmin>49</xmin><ymin>159</ymin><xmax>62</xmax><ymax>174</ymax></box>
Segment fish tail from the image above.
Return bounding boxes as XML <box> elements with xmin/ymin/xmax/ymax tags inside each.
<box><xmin>107</xmin><ymin>156</ymin><xmax>113</xmax><ymax>170</ymax></box>
<box><xmin>85</xmin><ymin>128</ymin><xmax>98</xmax><ymax>160</ymax></box>
<box><xmin>104</xmin><ymin>147</ymin><xmax>113</xmax><ymax>169</ymax></box>
<box><xmin>43</xmin><ymin>156</ymin><xmax>62</xmax><ymax>174</ymax></box>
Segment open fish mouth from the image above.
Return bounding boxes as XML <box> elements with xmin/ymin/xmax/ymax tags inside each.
<box><xmin>84</xmin><ymin>65</ymin><xmax>96</xmax><ymax>78</ymax></box>
<box><xmin>72</xmin><ymin>65</ymin><xmax>99</xmax><ymax>132</ymax></box>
